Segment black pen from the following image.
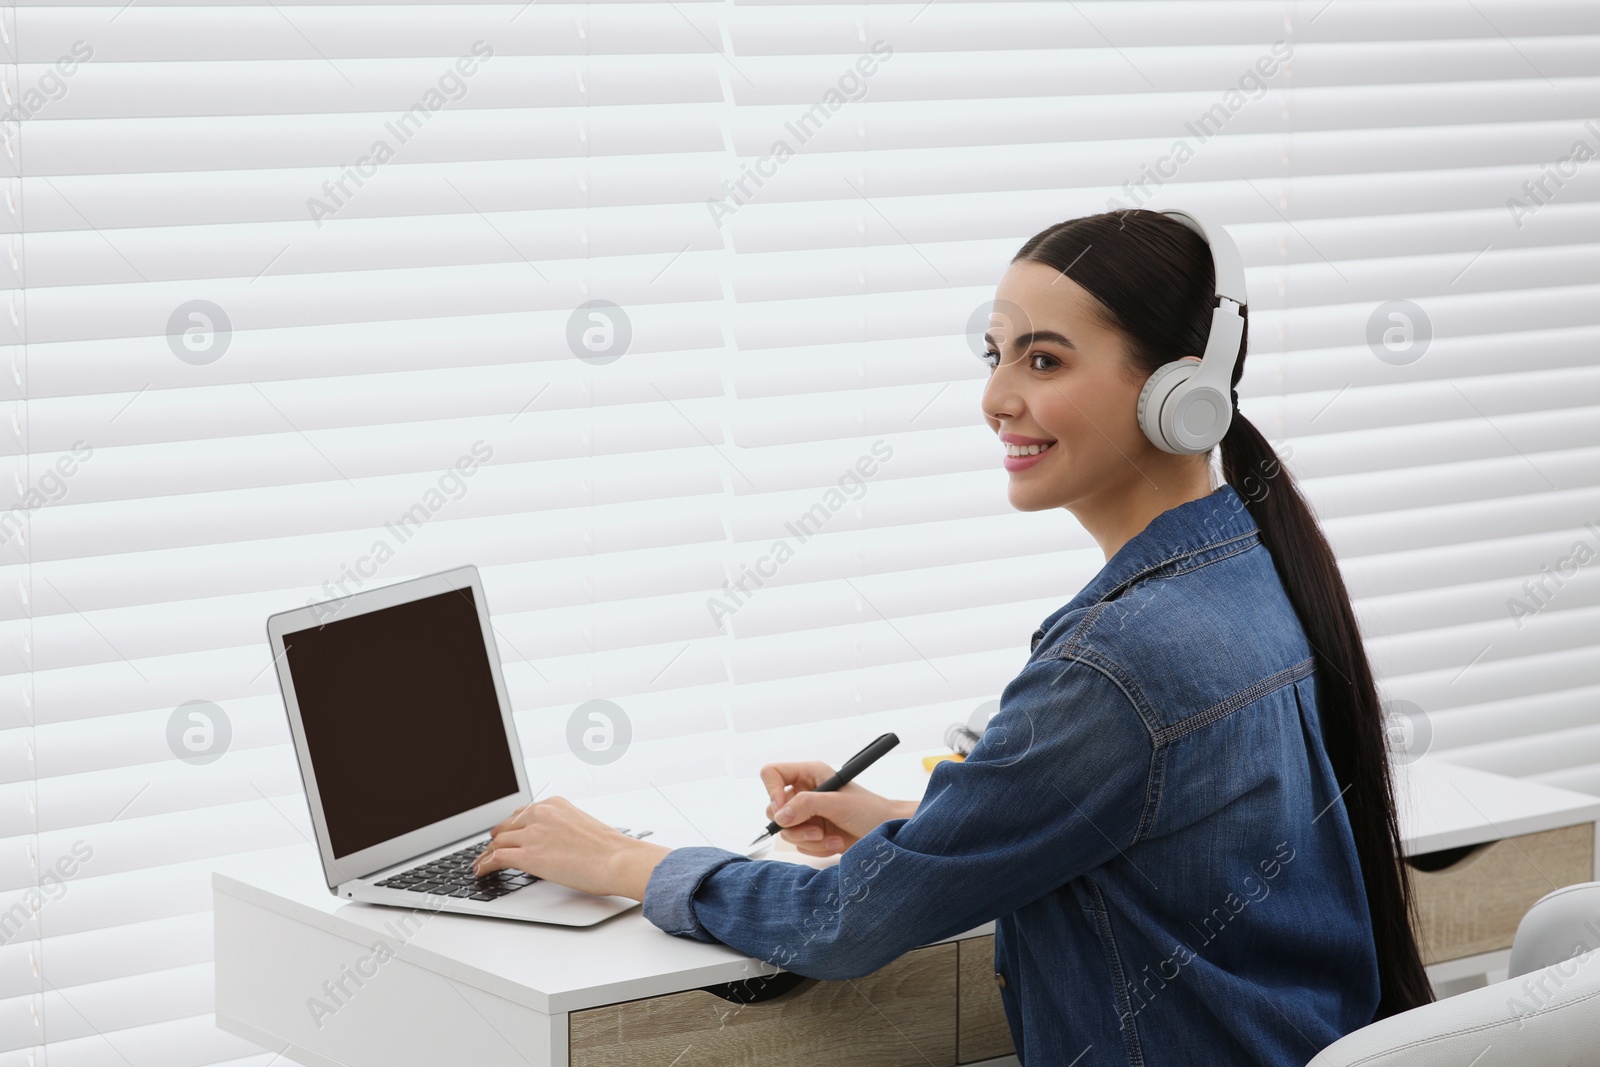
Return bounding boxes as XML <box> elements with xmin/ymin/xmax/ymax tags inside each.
<box><xmin>750</xmin><ymin>732</ymin><xmax>901</xmax><ymax>847</ymax></box>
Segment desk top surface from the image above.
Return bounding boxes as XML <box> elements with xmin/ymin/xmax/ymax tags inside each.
<box><xmin>214</xmin><ymin>751</ymin><xmax>1600</xmax><ymax>1014</ymax></box>
<box><xmin>1393</xmin><ymin>757</ymin><xmax>1600</xmax><ymax>854</ymax></box>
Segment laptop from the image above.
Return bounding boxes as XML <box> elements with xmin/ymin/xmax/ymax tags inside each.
<box><xmin>267</xmin><ymin>564</ymin><xmax>669</xmax><ymax>927</ymax></box>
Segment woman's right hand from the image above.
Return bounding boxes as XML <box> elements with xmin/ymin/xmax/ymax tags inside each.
<box><xmin>759</xmin><ymin>761</ymin><xmax>917</xmax><ymax>857</ymax></box>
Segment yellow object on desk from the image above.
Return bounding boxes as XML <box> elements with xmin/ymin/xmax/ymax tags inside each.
<box><xmin>922</xmin><ymin>752</ymin><xmax>965</xmax><ymax>772</ymax></box>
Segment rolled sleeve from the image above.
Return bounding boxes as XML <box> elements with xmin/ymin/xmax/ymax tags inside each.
<box><xmin>641</xmin><ymin>845</ymin><xmax>751</xmax><ymax>940</ymax></box>
<box><xmin>639</xmin><ymin>655</ymin><xmax>1154</xmax><ymax>980</ymax></box>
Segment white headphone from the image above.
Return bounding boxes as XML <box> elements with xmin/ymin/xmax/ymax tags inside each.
<box><xmin>1135</xmin><ymin>210</ymin><xmax>1248</xmax><ymax>455</ymax></box>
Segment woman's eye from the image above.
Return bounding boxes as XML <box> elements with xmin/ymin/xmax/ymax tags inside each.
<box><xmin>980</xmin><ymin>351</ymin><xmax>1059</xmax><ymax>371</ymax></box>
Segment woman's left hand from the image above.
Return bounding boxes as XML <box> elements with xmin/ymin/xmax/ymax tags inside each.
<box><xmin>472</xmin><ymin>796</ymin><xmax>671</xmax><ymax>900</ymax></box>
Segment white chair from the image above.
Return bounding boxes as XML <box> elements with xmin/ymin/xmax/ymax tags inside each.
<box><xmin>1305</xmin><ymin>882</ymin><xmax>1600</xmax><ymax>1066</ymax></box>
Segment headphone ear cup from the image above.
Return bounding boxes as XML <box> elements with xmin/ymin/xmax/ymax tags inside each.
<box><xmin>1168</xmin><ymin>383</ymin><xmax>1232</xmax><ymax>453</ymax></box>
<box><xmin>1137</xmin><ymin>359</ymin><xmax>1198</xmax><ymax>454</ymax></box>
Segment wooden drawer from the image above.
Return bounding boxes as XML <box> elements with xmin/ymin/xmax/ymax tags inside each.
<box><xmin>956</xmin><ymin>935</ymin><xmax>1015</xmax><ymax>1064</ymax></box>
<box><xmin>570</xmin><ymin>941</ymin><xmax>958</xmax><ymax>1067</ymax></box>
<box><xmin>1409</xmin><ymin>821</ymin><xmax>1595</xmax><ymax>965</ymax></box>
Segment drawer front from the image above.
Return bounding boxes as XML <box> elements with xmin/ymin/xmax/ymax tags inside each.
<box><xmin>569</xmin><ymin>941</ymin><xmax>958</xmax><ymax>1067</ymax></box>
<box><xmin>956</xmin><ymin>935</ymin><xmax>1015</xmax><ymax>1064</ymax></box>
<box><xmin>1410</xmin><ymin>821</ymin><xmax>1595</xmax><ymax>965</ymax></box>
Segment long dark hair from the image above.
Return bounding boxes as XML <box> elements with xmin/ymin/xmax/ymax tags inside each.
<box><xmin>1012</xmin><ymin>208</ymin><xmax>1432</xmax><ymax>1020</ymax></box>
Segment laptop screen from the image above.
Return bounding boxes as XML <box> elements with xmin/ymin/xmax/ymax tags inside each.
<box><xmin>283</xmin><ymin>585</ymin><xmax>522</xmax><ymax>859</ymax></box>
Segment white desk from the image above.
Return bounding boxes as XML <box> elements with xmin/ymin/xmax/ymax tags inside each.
<box><xmin>213</xmin><ymin>754</ymin><xmax>1600</xmax><ymax>1065</ymax></box>
<box><xmin>1391</xmin><ymin>758</ymin><xmax>1600</xmax><ymax>989</ymax></box>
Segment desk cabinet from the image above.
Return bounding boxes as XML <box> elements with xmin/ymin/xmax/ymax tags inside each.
<box><xmin>957</xmin><ymin>936</ymin><xmax>1016</xmax><ymax>1063</ymax></box>
<box><xmin>1408</xmin><ymin>821</ymin><xmax>1595</xmax><ymax>966</ymax></box>
<box><xmin>568</xmin><ymin>936</ymin><xmax>1021</xmax><ymax>1067</ymax></box>
<box><xmin>570</xmin><ymin>941</ymin><xmax>959</xmax><ymax>1066</ymax></box>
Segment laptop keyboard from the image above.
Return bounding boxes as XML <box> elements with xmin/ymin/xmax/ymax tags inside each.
<box><xmin>373</xmin><ymin>827</ymin><xmax>654</xmax><ymax>901</ymax></box>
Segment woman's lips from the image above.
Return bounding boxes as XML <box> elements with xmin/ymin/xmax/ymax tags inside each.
<box><xmin>1003</xmin><ymin>441</ymin><xmax>1055</xmax><ymax>472</ymax></box>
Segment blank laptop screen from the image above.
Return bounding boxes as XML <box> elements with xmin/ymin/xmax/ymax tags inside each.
<box><xmin>283</xmin><ymin>585</ymin><xmax>521</xmax><ymax>859</ymax></box>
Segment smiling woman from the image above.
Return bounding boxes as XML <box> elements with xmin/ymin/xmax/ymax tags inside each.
<box><xmin>988</xmin><ymin>208</ymin><xmax>1435</xmax><ymax>1021</ymax></box>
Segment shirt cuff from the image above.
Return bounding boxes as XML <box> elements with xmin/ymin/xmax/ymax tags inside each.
<box><xmin>641</xmin><ymin>845</ymin><xmax>750</xmax><ymax>941</ymax></box>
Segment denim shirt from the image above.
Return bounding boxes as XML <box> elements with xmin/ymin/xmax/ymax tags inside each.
<box><xmin>643</xmin><ymin>483</ymin><xmax>1380</xmax><ymax>1066</ymax></box>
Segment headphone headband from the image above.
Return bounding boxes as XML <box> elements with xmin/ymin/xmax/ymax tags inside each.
<box><xmin>1159</xmin><ymin>209</ymin><xmax>1248</xmax><ymax>306</ymax></box>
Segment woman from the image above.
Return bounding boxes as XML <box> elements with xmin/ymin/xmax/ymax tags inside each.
<box><xmin>473</xmin><ymin>208</ymin><xmax>1434</xmax><ymax>1065</ymax></box>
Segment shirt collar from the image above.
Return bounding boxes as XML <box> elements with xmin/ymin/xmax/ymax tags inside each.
<box><xmin>1030</xmin><ymin>483</ymin><xmax>1259</xmax><ymax>653</ymax></box>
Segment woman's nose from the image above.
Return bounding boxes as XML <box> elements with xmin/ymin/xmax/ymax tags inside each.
<box><xmin>982</xmin><ymin>358</ymin><xmax>1024</xmax><ymax>421</ymax></box>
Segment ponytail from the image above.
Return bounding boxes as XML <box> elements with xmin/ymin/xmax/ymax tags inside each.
<box><xmin>1013</xmin><ymin>208</ymin><xmax>1434</xmax><ymax>1020</ymax></box>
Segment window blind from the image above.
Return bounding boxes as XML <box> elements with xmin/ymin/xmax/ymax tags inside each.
<box><xmin>2</xmin><ymin>1</ymin><xmax>1597</xmax><ymax>1062</ymax></box>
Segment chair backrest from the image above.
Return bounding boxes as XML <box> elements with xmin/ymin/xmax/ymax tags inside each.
<box><xmin>1509</xmin><ymin>881</ymin><xmax>1600</xmax><ymax>978</ymax></box>
<box><xmin>1305</xmin><ymin>949</ymin><xmax>1600</xmax><ymax>1065</ymax></box>
<box><xmin>1306</xmin><ymin>880</ymin><xmax>1600</xmax><ymax>1066</ymax></box>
